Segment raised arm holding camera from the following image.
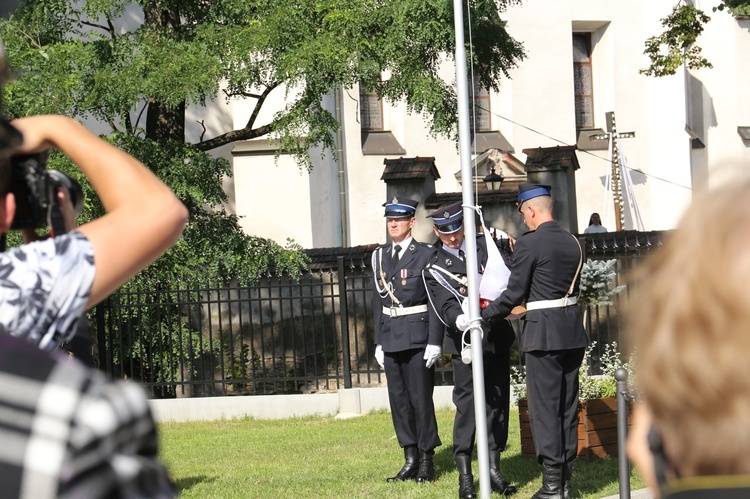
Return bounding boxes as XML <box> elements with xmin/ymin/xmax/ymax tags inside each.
<box><xmin>0</xmin><ymin>116</ymin><xmax>188</xmax><ymax>499</ymax></box>
<box><xmin>0</xmin><ymin>115</ymin><xmax>188</xmax><ymax>349</ymax></box>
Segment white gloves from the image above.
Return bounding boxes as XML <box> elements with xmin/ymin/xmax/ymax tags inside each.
<box><xmin>375</xmin><ymin>345</ymin><xmax>384</xmax><ymax>368</ymax></box>
<box><xmin>455</xmin><ymin>314</ymin><xmax>471</xmax><ymax>332</ymax></box>
<box><xmin>461</xmin><ymin>298</ymin><xmax>470</xmax><ymax>316</ymax></box>
<box><xmin>424</xmin><ymin>344</ymin><xmax>441</xmax><ymax>368</ymax></box>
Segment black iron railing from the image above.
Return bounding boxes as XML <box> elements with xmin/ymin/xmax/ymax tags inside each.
<box><xmin>92</xmin><ymin>231</ymin><xmax>668</xmax><ymax>398</ymax></box>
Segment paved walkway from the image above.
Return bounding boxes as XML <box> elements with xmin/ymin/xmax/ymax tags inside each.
<box><xmin>601</xmin><ymin>488</ymin><xmax>654</xmax><ymax>499</ymax></box>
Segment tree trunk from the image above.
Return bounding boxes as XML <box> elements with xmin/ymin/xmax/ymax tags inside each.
<box><xmin>146</xmin><ymin>100</ymin><xmax>185</xmax><ymax>144</ymax></box>
<box><xmin>142</xmin><ymin>1</ymin><xmax>186</xmax><ymax>146</ymax></box>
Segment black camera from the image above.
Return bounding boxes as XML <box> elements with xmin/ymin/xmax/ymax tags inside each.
<box><xmin>9</xmin><ymin>152</ymin><xmax>83</xmax><ymax>233</ymax></box>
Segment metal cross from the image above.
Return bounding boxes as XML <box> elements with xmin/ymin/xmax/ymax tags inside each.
<box><xmin>589</xmin><ymin>111</ymin><xmax>635</xmax><ymax>231</ymax></box>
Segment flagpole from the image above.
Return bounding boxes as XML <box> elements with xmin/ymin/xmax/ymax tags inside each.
<box><xmin>452</xmin><ymin>1</ymin><xmax>491</xmax><ymax>497</ymax></box>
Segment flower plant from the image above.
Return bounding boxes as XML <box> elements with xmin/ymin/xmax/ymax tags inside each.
<box><xmin>511</xmin><ymin>341</ymin><xmax>634</xmax><ymax>402</ymax></box>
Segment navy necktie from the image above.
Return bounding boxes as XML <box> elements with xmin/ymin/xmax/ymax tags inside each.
<box><xmin>392</xmin><ymin>245</ymin><xmax>401</xmax><ymax>269</ymax></box>
<box><xmin>458</xmin><ymin>249</ymin><xmax>465</xmax><ymax>261</ymax></box>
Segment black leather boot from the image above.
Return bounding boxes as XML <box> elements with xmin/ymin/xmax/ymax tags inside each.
<box><xmin>562</xmin><ymin>461</ymin><xmax>575</xmax><ymax>499</ymax></box>
<box><xmin>386</xmin><ymin>445</ymin><xmax>418</xmax><ymax>482</ymax></box>
<box><xmin>416</xmin><ymin>449</ymin><xmax>435</xmax><ymax>483</ymax></box>
<box><xmin>455</xmin><ymin>454</ymin><xmax>476</xmax><ymax>499</ymax></box>
<box><xmin>489</xmin><ymin>451</ymin><xmax>517</xmax><ymax>495</ymax></box>
<box><xmin>531</xmin><ymin>463</ymin><xmax>563</xmax><ymax>499</ymax></box>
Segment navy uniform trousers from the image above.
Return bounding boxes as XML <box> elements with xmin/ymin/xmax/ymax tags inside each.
<box><xmin>424</xmin><ymin>236</ymin><xmax>515</xmax><ymax>457</ymax></box>
<box><xmin>525</xmin><ymin>347</ymin><xmax>585</xmax><ymax>465</ymax></box>
<box><xmin>451</xmin><ymin>343</ymin><xmax>512</xmax><ymax>456</ymax></box>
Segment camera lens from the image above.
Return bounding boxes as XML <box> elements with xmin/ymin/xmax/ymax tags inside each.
<box><xmin>47</xmin><ymin>170</ymin><xmax>84</xmax><ymax>217</ymax></box>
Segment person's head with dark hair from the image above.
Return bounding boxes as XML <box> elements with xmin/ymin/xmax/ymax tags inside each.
<box><xmin>588</xmin><ymin>213</ymin><xmax>601</xmax><ymax>227</ymax></box>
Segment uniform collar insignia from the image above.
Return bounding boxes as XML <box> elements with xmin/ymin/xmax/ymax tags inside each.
<box><xmin>445</xmin><ymin>258</ymin><xmax>452</xmax><ymax>266</ymax></box>
<box><xmin>409</xmin><ymin>244</ymin><xmax>415</xmax><ymax>251</ymax></box>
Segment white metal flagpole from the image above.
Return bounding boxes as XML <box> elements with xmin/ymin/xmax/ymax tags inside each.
<box><xmin>452</xmin><ymin>0</ymin><xmax>491</xmax><ymax>497</ymax></box>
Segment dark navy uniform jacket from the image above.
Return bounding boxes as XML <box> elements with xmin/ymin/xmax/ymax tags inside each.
<box><xmin>372</xmin><ymin>240</ymin><xmax>443</xmax><ymax>352</ymax></box>
<box><xmin>424</xmin><ymin>235</ymin><xmax>516</xmax><ymax>356</ymax></box>
<box><xmin>481</xmin><ymin>220</ymin><xmax>588</xmax><ymax>353</ymax></box>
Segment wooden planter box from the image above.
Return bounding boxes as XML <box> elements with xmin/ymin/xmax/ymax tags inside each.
<box><xmin>519</xmin><ymin>397</ymin><xmax>631</xmax><ymax>460</ymax></box>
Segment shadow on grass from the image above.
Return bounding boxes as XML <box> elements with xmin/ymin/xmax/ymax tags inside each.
<box><xmin>434</xmin><ymin>446</ymin><xmax>455</xmax><ymax>480</ymax></box>
<box><xmin>571</xmin><ymin>458</ymin><xmax>624</xmax><ymax>497</ymax></box>
<box><xmin>433</xmin><ymin>445</ymin><xmax>539</xmax><ymax>491</ymax></box>
<box><xmin>435</xmin><ymin>446</ymin><xmax>626</xmax><ymax>497</ymax></box>
<box><xmin>505</xmin><ymin>452</ymin><xmax>626</xmax><ymax>497</ymax></box>
<box><xmin>174</xmin><ymin>475</ymin><xmax>213</xmax><ymax>494</ymax></box>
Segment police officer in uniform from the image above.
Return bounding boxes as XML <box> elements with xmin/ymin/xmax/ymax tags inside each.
<box><xmin>422</xmin><ymin>202</ymin><xmax>517</xmax><ymax>499</ymax></box>
<box><xmin>481</xmin><ymin>185</ymin><xmax>588</xmax><ymax>499</ymax></box>
<box><xmin>372</xmin><ymin>197</ymin><xmax>443</xmax><ymax>484</ymax></box>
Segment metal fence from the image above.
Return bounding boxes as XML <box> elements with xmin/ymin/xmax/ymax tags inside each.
<box><xmin>91</xmin><ymin>230</ymin><xmax>668</xmax><ymax>399</ymax></box>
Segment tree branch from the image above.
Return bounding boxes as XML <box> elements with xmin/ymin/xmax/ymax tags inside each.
<box><xmin>245</xmin><ymin>83</ymin><xmax>278</xmax><ymax>130</ymax></box>
<box><xmin>193</xmin><ymin>123</ymin><xmax>273</xmax><ymax>152</ymax></box>
<box><xmin>197</xmin><ymin>120</ymin><xmax>207</xmax><ymax>142</ymax></box>
<box><xmin>223</xmin><ymin>88</ymin><xmax>264</xmax><ymax>100</ymax></box>
<box><xmin>80</xmin><ymin>20</ymin><xmax>111</xmax><ymax>33</ymax></box>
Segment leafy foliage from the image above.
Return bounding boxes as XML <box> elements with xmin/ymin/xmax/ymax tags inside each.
<box><xmin>715</xmin><ymin>0</ymin><xmax>750</xmax><ymax>16</ymax></box>
<box><xmin>642</xmin><ymin>1</ymin><xmax>750</xmax><ymax>77</ymax></box>
<box><xmin>512</xmin><ymin>341</ymin><xmax>634</xmax><ymax>402</ymax></box>
<box><xmin>0</xmin><ymin>0</ymin><xmax>525</xmax><ymax>168</ymax></box>
<box><xmin>578</xmin><ymin>341</ymin><xmax>634</xmax><ymax>401</ymax></box>
<box><xmin>578</xmin><ymin>259</ymin><xmax>626</xmax><ymax>307</ymax></box>
<box><xmin>640</xmin><ymin>4</ymin><xmax>712</xmax><ymax>77</ymax></box>
<box><xmin>0</xmin><ymin>0</ymin><xmax>525</xmax><ymax>279</ymax></box>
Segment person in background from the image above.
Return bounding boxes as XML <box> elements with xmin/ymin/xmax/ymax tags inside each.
<box><xmin>371</xmin><ymin>197</ymin><xmax>443</xmax><ymax>484</ymax></box>
<box><xmin>481</xmin><ymin>185</ymin><xmax>587</xmax><ymax>499</ymax></box>
<box><xmin>423</xmin><ymin>201</ymin><xmax>517</xmax><ymax>499</ymax></box>
<box><xmin>626</xmin><ymin>173</ymin><xmax>750</xmax><ymax>498</ymax></box>
<box><xmin>583</xmin><ymin>212</ymin><xmax>607</xmax><ymax>234</ymax></box>
<box><xmin>20</xmin><ymin>184</ymin><xmax>95</xmax><ymax>365</ymax></box>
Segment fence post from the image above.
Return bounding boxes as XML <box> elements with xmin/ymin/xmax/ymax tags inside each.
<box><xmin>615</xmin><ymin>367</ymin><xmax>631</xmax><ymax>499</ymax></box>
<box><xmin>337</xmin><ymin>257</ymin><xmax>352</xmax><ymax>389</ymax></box>
<box><xmin>94</xmin><ymin>303</ymin><xmax>107</xmax><ymax>373</ymax></box>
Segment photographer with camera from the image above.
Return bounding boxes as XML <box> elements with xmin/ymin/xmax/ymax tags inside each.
<box><xmin>0</xmin><ymin>113</ymin><xmax>188</xmax><ymax>498</ymax></box>
<box><xmin>0</xmin><ymin>101</ymin><xmax>188</xmax><ymax>499</ymax></box>
<box><xmin>15</xmin><ymin>163</ymin><xmax>93</xmax><ymax>363</ymax></box>
<box><xmin>0</xmin><ymin>114</ymin><xmax>188</xmax><ymax>349</ymax></box>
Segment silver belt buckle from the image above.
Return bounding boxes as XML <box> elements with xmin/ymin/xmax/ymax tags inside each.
<box><xmin>389</xmin><ymin>307</ymin><xmax>399</xmax><ymax>318</ymax></box>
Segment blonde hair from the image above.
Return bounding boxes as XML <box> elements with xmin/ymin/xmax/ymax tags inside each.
<box><xmin>628</xmin><ymin>174</ymin><xmax>750</xmax><ymax>476</ymax></box>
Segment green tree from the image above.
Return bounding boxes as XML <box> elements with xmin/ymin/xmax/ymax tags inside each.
<box><xmin>642</xmin><ymin>1</ymin><xmax>750</xmax><ymax>77</ymax></box>
<box><xmin>0</xmin><ymin>1</ymin><xmax>526</xmax><ymax>389</ymax></box>
<box><xmin>0</xmin><ymin>0</ymin><xmax>524</xmax><ymax>278</ymax></box>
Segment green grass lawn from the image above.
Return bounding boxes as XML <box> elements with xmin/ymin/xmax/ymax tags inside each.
<box><xmin>159</xmin><ymin>407</ymin><xmax>645</xmax><ymax>498</ymax></box>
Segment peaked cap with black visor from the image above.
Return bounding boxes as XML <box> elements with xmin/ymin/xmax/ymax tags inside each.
<box><xmin>382</xmin><ymin>196</ymin><xmax>419</xmax><ymax>218</ymax></box>
<box><xmin>516</xmin><ymin>183</ymin><xmax>552</xmax><ymax>212</ymax></box>
<box><xmin>428</xmin><ymin>201</ymin><xmax>463</xmax><ymax>234</ymax></box>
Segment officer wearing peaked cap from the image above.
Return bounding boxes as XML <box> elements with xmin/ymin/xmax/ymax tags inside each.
<box><xmin>481</xmin><ymin>184</ymin><xmax>589</xmax><ymax>499</ymax></box>
<box><xmin>422</xmin><ymin>201</ymin><xmax>518</xmax><ymax>499</ymax></box>
<box><xmin>372</xmin><ymin>196</ymin><xmax>443</xmax><ymax>484</ymax></box>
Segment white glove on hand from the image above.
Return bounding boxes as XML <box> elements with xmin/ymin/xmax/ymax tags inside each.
<box><xmin>455</xmin><ymin>314</ymin><xmax>471</xmax><ymax>332</ymax></box>
<box><xmin>461</xmin><ymin>298</ymin><xmax>471</xmax><ymax>316</ymax></box>
<box><xmin>375</xmin><ymin>345</ymin><xmax>384</xmax><ymax>368</ymax></box>
<box><xmin>424</xmin><ymin>344</ymin><xmax>441</xmax><ymax>368</ymax></box>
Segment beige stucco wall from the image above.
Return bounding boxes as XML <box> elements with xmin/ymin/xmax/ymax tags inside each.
<box><xmin>229</xmin><ymin>0</ymin><xmax>749</xmax><ymax>248</ymax></box>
